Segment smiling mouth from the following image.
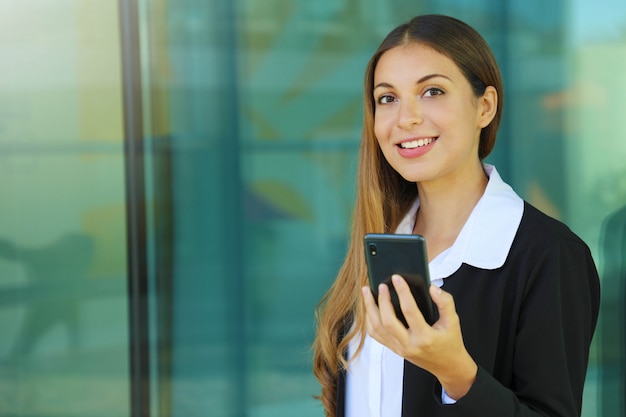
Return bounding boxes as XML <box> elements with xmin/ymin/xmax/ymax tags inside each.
<box><xmin>398</xmin><ymin>137</ymin><xmax>437</xmax><ymax>149</ymax></box>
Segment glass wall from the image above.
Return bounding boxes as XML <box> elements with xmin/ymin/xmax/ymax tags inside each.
<box><xmin>139</xmin><ymin>0</ymin><xmax>626</xmax><ymax>416</ymax></box>
<box><xmin>1</xmin><ymin>0</ymin><xmax>625</xmax><ymax>416</ymax></box>
<box><xmin>0</xmin><ymin>1</ymin><xmax>130</xmax><ymax>416</ymax></box>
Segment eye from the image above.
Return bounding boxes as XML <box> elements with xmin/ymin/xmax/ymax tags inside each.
<box><xmin>376</xmin><ymin>94</ymin><xmax>396</xmax><ymax>105</ymax></box>
<box><xmin>423</xmin><ymin>87</ymin><xmax>444</xmax><ymax>97</ymax></box>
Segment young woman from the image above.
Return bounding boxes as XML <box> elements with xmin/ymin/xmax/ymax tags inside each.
<box><xmin>313</xmin><ymin>14</ymin><xmax>600</xmax><ymax>417</ymax></box>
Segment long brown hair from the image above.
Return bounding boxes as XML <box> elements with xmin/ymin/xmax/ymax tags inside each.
<box><xmin>312</xmin><ymin>14</ymin><xmax>504</xmax><ymax>416</ymax></box>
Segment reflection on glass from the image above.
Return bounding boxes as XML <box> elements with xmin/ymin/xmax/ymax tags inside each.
<box><xmin>138</xmin><ymin>0</ymin><xmax>626</xmax><ymax>416</ymax></box>
<box><xmin>0</xmin><ymin>0</ymin><xmax>624</xmax><ymax>415</ymax></box>
<box><xmin>0</xmin><ymin>1</ymin><xmax>130</xmax><ymax>416</ymax></box>
<box><xmin>599</xmin><ymin>206</ymin><xmax>626</xmax><ymax>416</ymax></box>
<box><xmin>0</xmin><ymin>234</ymin><xmax>93</xmax><ymax>362</ymax></box>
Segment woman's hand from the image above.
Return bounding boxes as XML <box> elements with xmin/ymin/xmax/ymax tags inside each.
<box><xmin>362</xmin><ymin>274</ymin><xmax>478</xmax><ymax>400</ymax></box>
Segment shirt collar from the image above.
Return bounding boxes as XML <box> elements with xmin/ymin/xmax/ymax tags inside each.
<box><xmin>395</xmin><ymin>164</ymin><xmax>524</xmax><ymax>278</ymax></box>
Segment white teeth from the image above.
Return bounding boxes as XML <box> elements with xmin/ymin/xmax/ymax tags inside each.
<box><xmin>399</xmin><ymin>138</ymin><xmax>434</xmax><ymax>149</ymax></box>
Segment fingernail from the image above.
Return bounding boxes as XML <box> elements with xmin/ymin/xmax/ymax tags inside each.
<box><xmin>392</xmin><ymin>274</ymin><xmax>400</xmax><ymax>284</ymax></box>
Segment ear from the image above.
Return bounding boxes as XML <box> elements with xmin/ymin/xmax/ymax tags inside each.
<box><xmin>477</xmin><ymin>86</ymin><xmax>498</xmax><ymax>128</ymax></box>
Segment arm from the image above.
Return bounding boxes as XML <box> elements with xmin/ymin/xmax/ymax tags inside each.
<box><xmin>363</xmin><ymin>237</ymin><xmax>600</xmax><ymax>416</ymax></box>
<box><xmin>363</xmin><ymin>277</ymin><xmax>478</xmax><ymax>399</ymax></box>
<box><xmin>450</xmin><ymin>238</ymin><xmax>600</xmax><ymax>416</ymax></box>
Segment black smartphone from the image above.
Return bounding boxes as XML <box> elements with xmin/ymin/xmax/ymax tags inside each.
<box><xmin>364</xmin><ymin>233</ymin><xmax>435</xmax><ymax>326</ymax></box>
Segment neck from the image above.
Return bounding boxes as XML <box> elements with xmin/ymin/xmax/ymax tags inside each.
<box><xmin>413</xmin><ymin>162</ymin><xmax>488</xmax><ymax>261</ymax></box>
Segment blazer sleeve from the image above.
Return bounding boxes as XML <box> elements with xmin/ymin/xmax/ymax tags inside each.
<box><xmin>441</xmin><ymin>233</ymin><xmax>600</xmax><ymax>416</ymax></box>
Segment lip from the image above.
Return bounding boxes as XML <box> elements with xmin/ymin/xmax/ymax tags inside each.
<box><xmin>395</xmin><ymin>136</ymin><xmax>437</xmax><ymax>158</ymax></box>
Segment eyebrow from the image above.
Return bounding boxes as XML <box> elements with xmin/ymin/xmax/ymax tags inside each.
<box><xmin>373</xmin><ymin>73</ymin><xmax>452</xmax><ymax>90</ymax></box>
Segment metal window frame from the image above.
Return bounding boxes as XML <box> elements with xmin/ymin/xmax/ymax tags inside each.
<box><xmin>119</xmin><ymin>0</ymin><xmax>151</xmax><ymax>415</ymax></box>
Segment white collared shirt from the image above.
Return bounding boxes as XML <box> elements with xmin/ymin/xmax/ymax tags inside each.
<box><xmin>345</xmin><ymin>164</ymin><xmax>524</xmax><ymax>417</ymax></box>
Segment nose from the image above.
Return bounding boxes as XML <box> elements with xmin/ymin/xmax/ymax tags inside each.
<box><xmin>397</xmin><ymin>98</ymin><xmax>423</xmax><ymax>129</ymax></box>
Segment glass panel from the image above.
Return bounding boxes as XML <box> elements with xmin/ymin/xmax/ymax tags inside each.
<box><xmin>138</xmin><ymin>1</ymin><xmax>626</xmax><ymax>416</ymax></box>
<box><xmin>570</xmin><ymin>1</ymin><xmax>626</xmax><ymax>416</ymax></box>
<box><xmin>0</xmin><ymin>2</ymin><xmax>130</xmax><ymax>416</ymax></box>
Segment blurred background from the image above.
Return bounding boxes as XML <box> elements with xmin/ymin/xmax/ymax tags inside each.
<box><xmin>0</xmin><ymin>0</ymin><xmax>625</xmax><ymax>416</ymax></box>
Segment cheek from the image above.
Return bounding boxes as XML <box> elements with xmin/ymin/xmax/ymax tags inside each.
<box><xmin>427</xmin><ymin>105</ymin><xmax>450</xmax><ymax>124</ymax></box>
<box><xmin>373</xmin><ymin>113</ymin><xmax>391</xmax><ymax>142</ymax></box>
<box><xmin>373</xmin><ymin>125</ymin><xmax>382</xmax><ymax>145</ymax></box>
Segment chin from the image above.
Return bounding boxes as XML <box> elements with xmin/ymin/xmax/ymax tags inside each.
<box><xmin>391</xmin><ymin>165</ymin><xmax>434</xmax><ymax>184</ymax></box>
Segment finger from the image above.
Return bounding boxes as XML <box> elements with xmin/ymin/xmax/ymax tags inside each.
<box><xmin>429</xmin><ymin>285</ymin><xmax>458</xmax><ymax>326</ymax></box>
<box><xmin>362</xmin><ymin>286</ymin><xmax>381</xmax><ymax>323</ymax></box>
<box><xmin>362</xmin><ymin>285</ymin><xmax>390</xmax><ymax>341</ymax></box>
<box><xmin>392</xmin><ymin>274</ymin><xmax>428</xmax><ymax>330</ymax></box>
<box><xmin>376</xmin><ymin>283</ymin><xmax>400</xmax><ymax>327</ymax></box>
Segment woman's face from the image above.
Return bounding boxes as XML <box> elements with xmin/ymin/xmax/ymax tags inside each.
<box><xmin>373</xmin><ymin>43</ymin><xmax>496</xmax><ymax>185</ymax></box>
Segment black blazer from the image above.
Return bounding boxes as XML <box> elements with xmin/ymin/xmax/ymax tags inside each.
<box><xmin>337</xmin><ymin>202</ymin><xmax>600</xmax><ymax>417</ymax></box>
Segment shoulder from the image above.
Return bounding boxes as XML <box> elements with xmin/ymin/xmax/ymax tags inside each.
<box><xmin>510</xmin><ymin>202</ymin><xmax>599</xmax><ymax>304</ymax></box>
<box><xmin>515</xmin><ymin>201</ymin><xmax>589</xmax><ymax>251</ymax></box>
<box><xmin>508</xmin><ymin>201</ymin><xmax>599</xmax><ymax>290</ymax></box>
